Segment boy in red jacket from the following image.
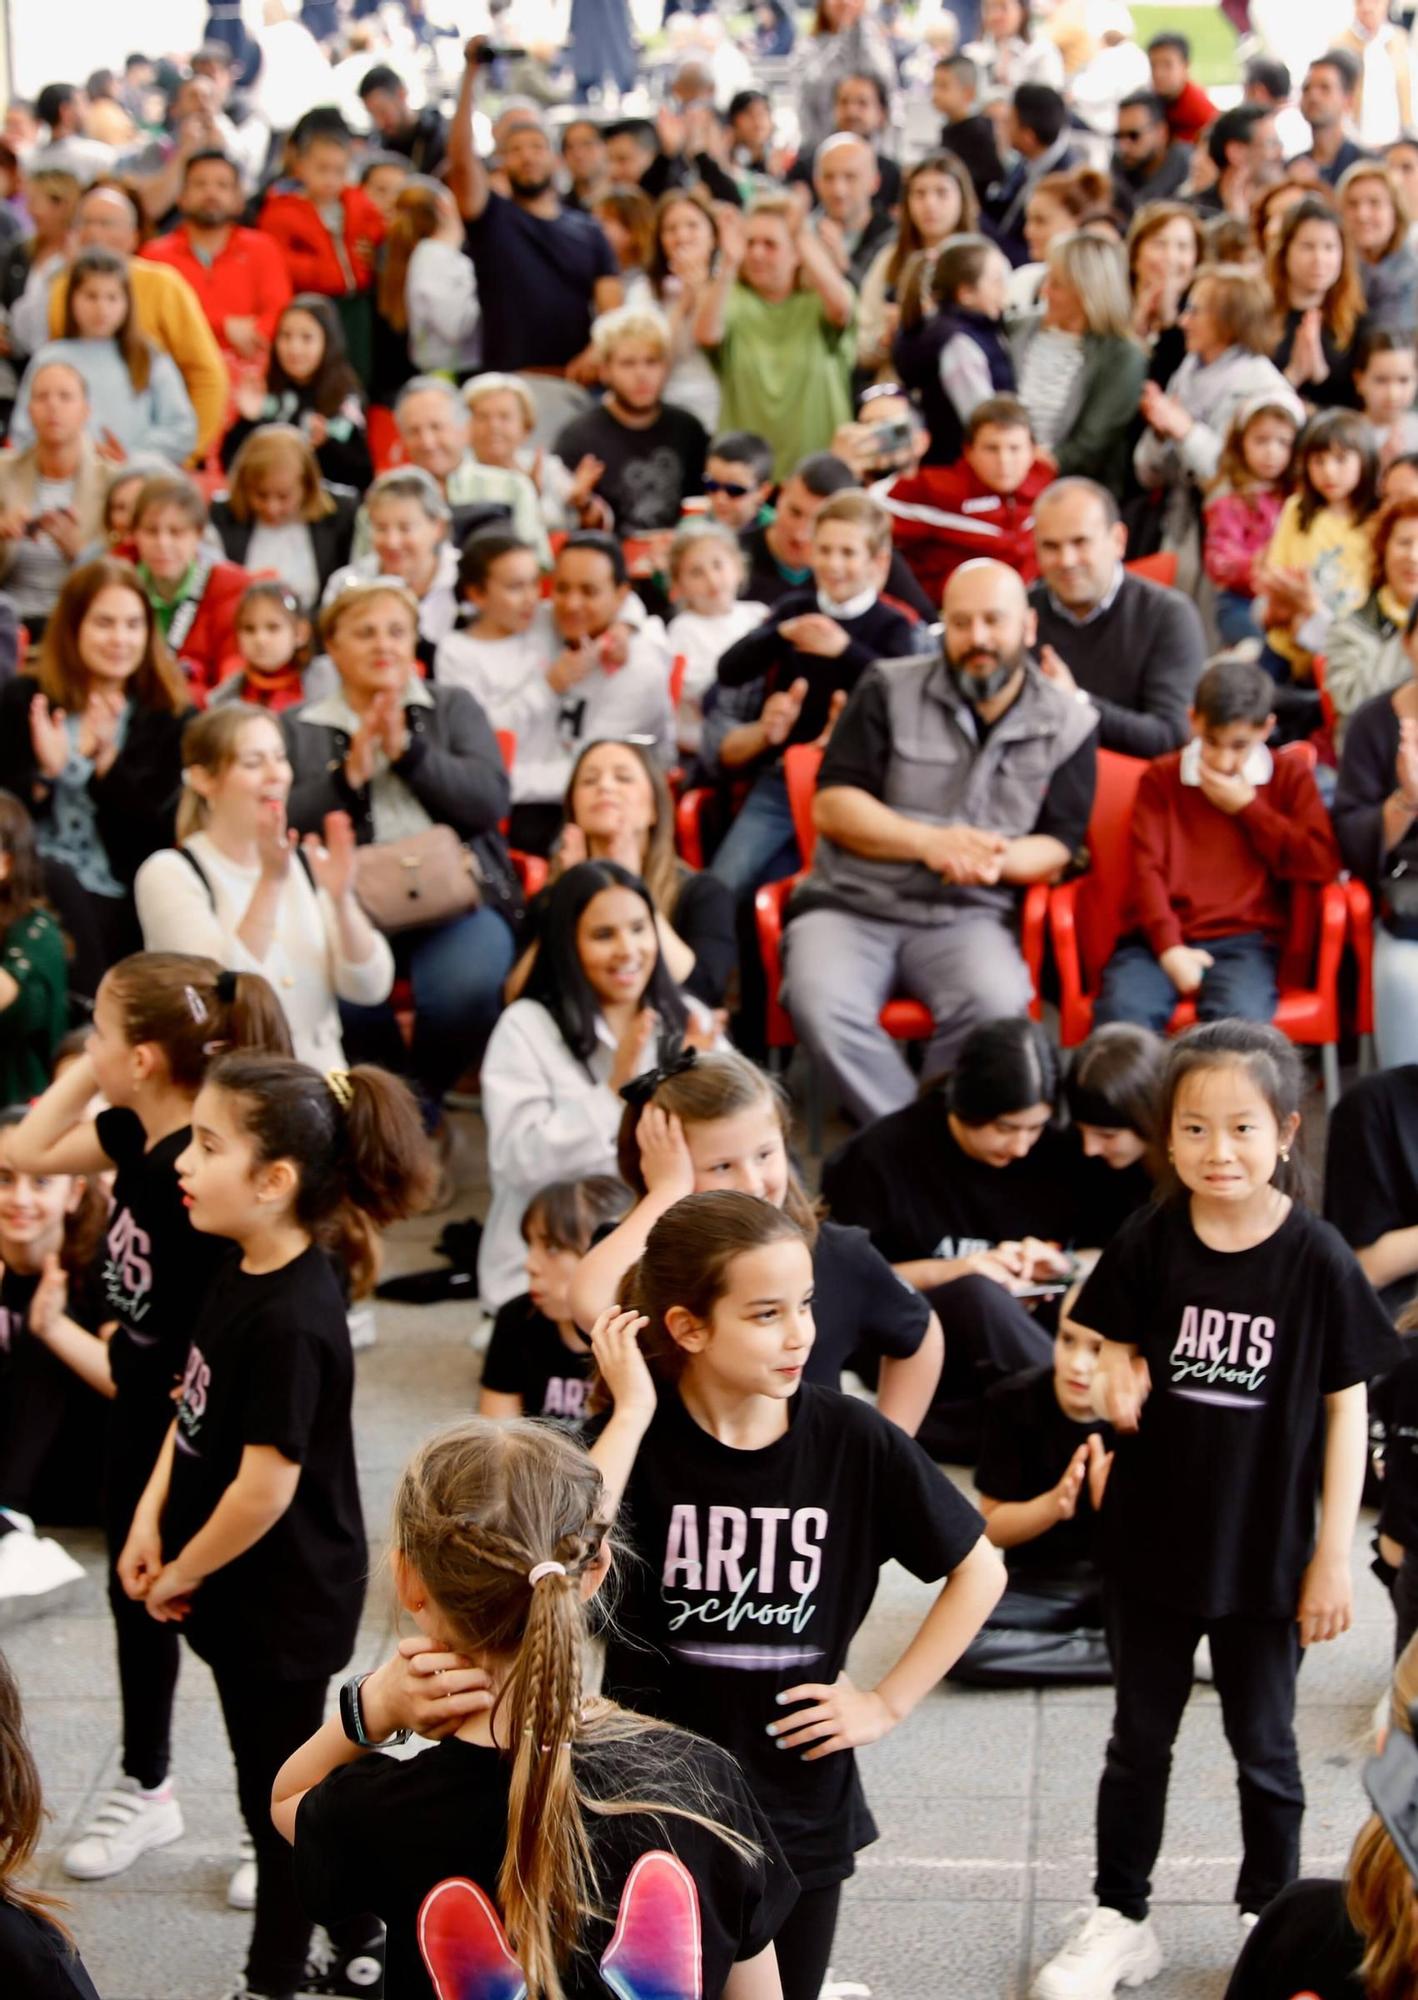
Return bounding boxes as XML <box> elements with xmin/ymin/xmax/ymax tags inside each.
<box><xmin>880</xmin><ymin>395</ymin><xmax>1053</xmax><ymax>606</ymax></box>
<box><xmin>1148</xmin><ymin>32</ymin><xmax>1216</xmax><ymax>145</ymax></box>
<box><xmin>258</xmin><ymin>108</ymin><xmax>383</xmax><ymax>381</ymax></box>
<box><xmin>126</xmin><ymin>472</ymin><xmax>259</xmax><ymax>701</ymax></box>
<box><xmin>1094</xmin><ymin>658</ymin><xmax>1340</xmax><ymax>1030</ymax></box>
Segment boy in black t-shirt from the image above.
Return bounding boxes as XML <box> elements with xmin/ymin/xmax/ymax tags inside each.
<box><xmin>950</xmin><ymin>1295</ymin><xmax>1115</xmax><ymax>1686</ymax></box>
<box><xmin>553</xmin><ymin>305</ymin><xmax>708</xmax><ymax>535</ymax></box>
<box><xmin>478</xmin><ymin>1175</ymin><xmax>631</xmax><ymax>1425</ymax></box>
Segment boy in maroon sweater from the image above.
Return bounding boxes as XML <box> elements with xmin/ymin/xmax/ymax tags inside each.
<box><xmin>1094</xmin><ymin>658</ymin><xmax>1339</xmax><ymax>1029</ymax></box>
<box><xmin>880</xmin><ymin>396</ymin><xmax>1053</xmax><ymax>606</ymax></box>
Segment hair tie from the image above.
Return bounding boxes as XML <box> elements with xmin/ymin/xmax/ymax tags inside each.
<box><xmin>618</xmin><ymin>1043</ymin><xmax>698</xmax><ymax>1110</ymax></box>
<box><xmin>528</xmin><ymin>1561</ymin><xmax>567</xmax><ymax>1587</ymax></box>
<box><xmin>326</xmin><ymin>1068</ymin><xmax>354</xmax><ymax>1111</ymax></box>
<box><xmin>214</xmin><ymin>969</ymin><xmax>238</xmax><ymax>1004</ymax></box>
<box><xmin>183</xmin><ymin>984</ymin><xmax>209</xmax><ymax>1024</ymax></box>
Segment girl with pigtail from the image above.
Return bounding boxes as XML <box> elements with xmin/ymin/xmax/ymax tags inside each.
<box><xmin>588</xmin><ymin>1190</ymin><xmax>1004</xmax><ymax>2000</ymax></box>
<box><xmin>274</xmin><ymin>1416</ymin><xmax>794</xmax><ymax>2000</ymax></box>
<box><xmin>9</xmin><ymin>952</ymin><xmax>291</xmax><ymax>1898</ymax></box>
<box><xmin>118</xmin><ymin>1055</ymin><xmax>434</xmax><ymax>2000</ymax></box>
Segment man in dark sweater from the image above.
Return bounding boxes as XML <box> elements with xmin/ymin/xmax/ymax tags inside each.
<box><xmin>706</xmin><ymin>490</ymin><xmax>920</xmax><ymax>898</ymax></box>
<box><xmin>1028</xmin><ymin>479</ymin><xmax>1204</xmax><ymax>757</ymax></box>
<box><xmin>931</xmin><ymin>54</ymin><xmax>1003</xmax><ymax>208</ymax></box>
<box><xmin>1113</xmin><ymin>90</ymin><xmax>1192</xmax><ymax>204</ymax></box>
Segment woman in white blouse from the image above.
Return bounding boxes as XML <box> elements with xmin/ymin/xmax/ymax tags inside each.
<box><xmin>133</xmin><ymin>703</ymin><xmax>394</xmax><ymax>1071</ymax></box>
<box><xmin>477</xmin><ymin>858</ymin><xmax>720</xmax><ymax>1310</ymax></box>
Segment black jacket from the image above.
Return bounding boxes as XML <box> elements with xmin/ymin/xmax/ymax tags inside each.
<box><xmin>893</xmin><ymin>304</ymin><xmax>1015</xmax><ymax>465</ymax></box>
<box><xmin>939</xmin><ymin>115</ymin><xmax>1003</xmax><ymax>205</ymax></box>
<box><xmin>0</xmin><ymin>675</ymin><xmax>189</xmax><ymax>888</ymax></box>
<box><xmin>209</xmin><ymin>485</ymin><xmax>360</xmax><ymax>591</ymax></box>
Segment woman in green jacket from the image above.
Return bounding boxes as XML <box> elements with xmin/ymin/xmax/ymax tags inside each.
<box><xmin>1013</xmin><ymin>232</ymin><xmax>1147</xmax><ymax>496</ymax></box>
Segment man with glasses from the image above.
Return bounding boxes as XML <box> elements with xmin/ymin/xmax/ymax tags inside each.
<box><xmin>1113</xmin><ymin>90</ymin><xmax>1192</xmax><ymax>203</ymax></box>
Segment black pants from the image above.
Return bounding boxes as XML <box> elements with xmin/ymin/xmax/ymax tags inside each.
<box><xmin>1096</xmin><ymin>1591</ymin><xmax>1303</xmax><ymax>1919</ymax></box>
<box><xmin>949</xmin><ymin>1570</ymin><xmax>1112</xmax><ymax>1688</ymax></box>
<box><xmin>918</xmin><ymin>1276</ymin><xmax>1054</xmax><ymax>1459</ymax></box>
<box><xmin>1394</xmin><ymin>1546</ymin><xmax>1418</xmax><ymax>1658</ymax></box>
<box><xmin>772</xmin><ymin>1880</ymin><xmax>842</xmax><ymax>2000</ymax></box>
<box><xmin>212</xmin><ymin>1666</ymin><xmax>379</xmax><ymax>1997</ymax></box>
<box><xmin>104</xmin><ymin>1417</ymin><xmax>181</xmax><ymax>1792</ymax></box>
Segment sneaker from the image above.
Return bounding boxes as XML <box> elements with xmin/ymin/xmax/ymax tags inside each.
<box><xmin>63</xmin><ymin>1777</ymin><xmax>184</xmax><ymax>1880</ymax></box>
<box><xmin>1239</xmin><ymin>1911</ymin><xmax>1259</xmax><ymax>1937</ymax></box>
<box><xmin>228</xmin><ymin>1836</ymin><xmax>256</xmax><ymax>1910</ymax></box>
<box><xmin>1032</xmin><ymin>1907</ymin><xmax>1164</xmax><ymax>1999</ymax></box>
<box><xmin>1193</xmin><ymin>1635</ymin><xmax>1214</xmax><ymax>1684</ymax></box>
<box><xmin>297</xmin><ymin>1928</ymin><xmax>385</xmax><ymax>1996</ymax></box>
<box><xmin>346</xmin><ymin>1300</ymin><xmax>377</xmax><ymax>1352</ymax></box>
<box><xmin>0</xmin><ymin>1523</ymin><xmax>86</xmax><ymax>1627</ymax></box>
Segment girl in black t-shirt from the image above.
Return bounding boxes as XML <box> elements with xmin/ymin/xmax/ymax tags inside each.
<box><xmin>571</xmin><ymin>1048</ymin><xmax>945</xmax><ymax>1436</ymax></box>
<box><xmin>1034</xmin><ymin>1022</ymin><xmax>1398</xmax><ymax>2000</ymax></box>
<box><xmin>9</xmin><ymin>953</ymin><xmax>289</xmax><ymax>1894</ymax></box>
<box><xmin>117</xmin><ymin>1055</ymin><xmax>433</xmax><ymax>2000</ymax></box>
<box><xmin>0</xmin><ymin>1651</ymin><xmax>101</xmax><ymax>2000</ymax></box>
<box><xmin>275</xmin><ymin>1414</ymin><xmax>794</xmax><ymax>2000</ymax></box>
<box><xmin>589</xmin><ymin>1190</ymin><xmax>1003</xmax><ymax>2000</ymax></box>
<box><xmin>0</xmin><ymin>1103</ymin><xmax>108</xmax><ymax>1527</ymax></box>
<box><xmin>478</xmin><ymin>1173</ymin><xmax>631</xmax><ymax>1424</ymax></box>
<box><xmin>1062</xmin><ymin>1022</ymin><xmax>1165</xmax><ymax>1244</ymax></box>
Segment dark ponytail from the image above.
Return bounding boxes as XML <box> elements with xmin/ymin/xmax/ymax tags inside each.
<box><xmin>205</xmin><ymin>1056</ymin><xmax>435</xmax><ymax>1295</ymax></box>
<box><xmin>103</xmin><ymin>952</ymin><xmax>292</xmax><ymax>1089</ymax></box>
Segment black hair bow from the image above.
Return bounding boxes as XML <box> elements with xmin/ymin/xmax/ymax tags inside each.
<box><xmin>618</xmin><ymin>1043</ymin><xmax>698</xmax><ymax>1110</ymax></box>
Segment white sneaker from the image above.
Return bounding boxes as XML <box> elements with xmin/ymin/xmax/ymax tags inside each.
<box><xmin>1032</xmin><ymin>1906</ymin><xmax>1164</xmax><ymax>1999</ymax></box>
<box><xmin>228</xmin><ymin>1836</ymin><xmax>256</xmax><ymax>1909</ymax></box>
<box><xmin>1193</xmin><ymin>1635</ymin><xmax>1214</xmax><ymax>1683</ymax></box>
<box><xmin>0</xmin><ymin>1525</ymin><xmax>85</xmax><ymax>1626</ymax></box>
<box><xmin>347</xmin><ymin>1300</ymin><xmax>377</xmax><ymax>1352</ymax></box>
<box><xmin>1239</xmin><ymin>1911</ymin><xmax>1259</xmax><ymax>1938</ymax></box>
<box><xmin>63</xmin><ymin>1777</ymin><xmax>184</xmax><ymax>1879</ymax></box>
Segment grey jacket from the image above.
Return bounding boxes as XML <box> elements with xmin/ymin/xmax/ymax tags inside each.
<box><xmin>1324</xmin><ymin>592</ymin><xmax>1410</xmax><ymax>750</ymax></box>
<box><xmin>801</xmin><ymin>650</ymin><xmax>1097</xmax><ymax>927</ymax></box>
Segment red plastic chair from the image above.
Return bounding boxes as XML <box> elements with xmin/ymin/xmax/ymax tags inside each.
<box><xmin>1346</xmin><ymin>876</ymin><xmax>1376</xmax><ymax>1065</ymax></box>
<box><xmin>1124</xmin><ymin>552</ymin><xmax>1178</xmax><ymax>587</ymax></box>
<box><xmin>1048</xmin><ymin>744</ymin><xmax>1347</xmax><ymax>1102</ymax></box>
<box><xmin>367</xmin><ymin>407</ymin><xmax>403</xmax><ymax>473</ymax></box>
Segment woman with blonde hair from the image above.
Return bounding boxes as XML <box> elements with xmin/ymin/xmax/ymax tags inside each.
<box><xmin>1013</xmin><ymin>234</ymin><xmax>1147</xmax><ymax>491</ymax></box>
<box><xmin>1225</xmin><ymin>1628</ymin><xmax>1418</xmax><ymax>1997</ymax></box>
<box><xmin>376</xmin><ymin>176</ymin><xmax>481</xmax><ymax>377</ymax></box>
<box><xmin>134</xmin><ymin>702</ymin><xmax>392</xmax><ymax>1071</ymax></box>
<box><xmin>1270</xmin><ymin>195</ymin><xmax>1370</xmax><ymax>408</ymax></box>
<box><xmin>210</xmin><ymin>425</ymin><xmax>359</xmax><ymax>605</ymax></box>
<box><xmin>1340</xmin><ymin>160</ymin><xmax>1418</xmax><ymax>334</ymax></box>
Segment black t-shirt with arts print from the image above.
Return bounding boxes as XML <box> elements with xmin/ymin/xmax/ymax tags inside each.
<box><xmin>163</xmin><ymin>1243</ymin><xmax>366</xmax><ymax>1677</ymax></box>
<box><xmin>94</xmin><ymin>1108</ymin><xmax>228</xmax><ymax>1427</ymax></box>
<box><xmin>295</xmin><ymin>1730</ymin><xmax>796</xmax><ymax>2000</ymax></box>
<box><xmin>480</xmin><ymin>1294</ymin><xmax>593</xmax><ymax>1423</ymax></box>
<box><xmin>596</xmin><ymin>1382</ymin><xmax>983</xmax><ymax>1888</ymax></box>
<box><xmin>1074</xmin><ymin>1201</ymin><xmax>1398</xmax><ymax>1618</ymax></box>
<box><xmin>806</xmin><ymin>1220</ymin><xmax>930</xmax><ymax>1385</ymax></box>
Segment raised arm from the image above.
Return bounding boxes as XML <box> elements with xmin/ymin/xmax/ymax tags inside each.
<box><xmin>448</xmin><ymin>41</ymin><xmax>491</xmax><ymax>222</ymax></box>
<box><xmin>795</xmin><ymin>220</ymin><xmax>854</xmax><ymax>330</ymax></box>
<box><xmin>9</xmin><ymin>1051</ymin><xmax>110</xmax><ymax>1176</ymax></box>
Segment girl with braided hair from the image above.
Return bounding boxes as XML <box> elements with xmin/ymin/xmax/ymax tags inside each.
<box><xmin>116</xmin><ymin>1054</ymin><xmax>434</xmax><ymax>2000</ymax></box>
<box><xmin>273</xmin><ymin>1415</ymin><xmax>795</xmax><ymax>2000</ymax></box>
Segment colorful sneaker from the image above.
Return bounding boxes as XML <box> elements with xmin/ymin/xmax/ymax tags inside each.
<box><xmin>228</xmin><ymin>1836</ymin><xmax>257</xmax><ymax>1910</ymax></box>
<box><xmin>63</xmin><ymin>1777</ymin><xmax>184</xmax><ymax>1880</ymax></box>
<box><xmin>1032</xmin><ymin>1906</ymin><xmax>1164</xmax><ymax>1999</ymax></box>
<box><xmin>296</xmin><ymin>1928</ymin><xmax>385</xmax><ymax>1996</ymax></box>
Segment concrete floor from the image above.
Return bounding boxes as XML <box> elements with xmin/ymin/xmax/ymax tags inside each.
<box><xmin>10</xmin><ymin>1089</ymin><xmax>1394</xmax><ymax>2000</ymax></box>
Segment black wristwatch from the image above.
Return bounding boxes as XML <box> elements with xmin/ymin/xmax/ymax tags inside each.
<box><xmin>339</xmin><ymin>1672</ymin><xmax>410</xmax><ymax>1750</ymax></box>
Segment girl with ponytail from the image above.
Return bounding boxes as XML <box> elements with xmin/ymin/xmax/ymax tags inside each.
<box><xmin>117</xmin><ymin>1055</ymin><xmax>433</xmax><ymax>2000</ymax></box>
<box><xmin>9</xmin><ymin>952</ymin><xmax>290</xmax><ymax>1901</ymax></box>
<box><xmin>272</xmin><ymin>1416</ymin><xmax>793</xmax><ymax>2000</ymax></box>
<box><xmin>588</xmin><ymin>1190</ymin><xmax>1004</xmax><ymax>2000</ymax></box>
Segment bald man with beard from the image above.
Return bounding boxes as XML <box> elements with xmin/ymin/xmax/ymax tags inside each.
<box><xmin>782</xmin><ymin>558</ymin><xmax>1099</xmax><ymax>1123</ymax></box>
<box><xmin>47</xmin><ymin>185</ymin><xmax>229</xmax><ymax>459</ymax></box>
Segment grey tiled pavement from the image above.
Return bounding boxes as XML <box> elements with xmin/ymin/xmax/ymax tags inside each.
<box><xmin>12</xmin><ymin>1099</ymin><xmax>1394</xmax><ymax>2000</ymax></box>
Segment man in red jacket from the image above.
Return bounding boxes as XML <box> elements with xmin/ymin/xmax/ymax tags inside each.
<box><xmin>880</xmin><ymin>395</ymin><xmax>1054</xmax><ymax>605</ymax></box>
<box><xmin>1094</xmin><ymin>658</ymin><xmax>1340</xmax><ymax>1030</ymax></box>
<box><xmin>1148</xmin><ymin>32</ymin><xmax>1217</xmax><ymax>146</ymax></box>
<box><xmin>142</xmin><ymin>150</ymin><xmax>293</xmax><ymax>366</ymax></box>
<box><xmin>258</xmin><ymin>110</ymin><xmax>384</xmax><ymax>299</ymax></box>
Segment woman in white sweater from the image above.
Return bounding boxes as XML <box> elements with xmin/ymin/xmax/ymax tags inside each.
<box><xmin>376</xmin><ymin>179</ymin><xmax>481</xmax><ymax>377</ymax></box>
<box><xmin>133</xmin><ymin>704</ymin><xmax>394</xmax><ymax>1070</ymax></box>
<box><xmin>477</xmin><ymin>858</ymin><xmax>719</xmax><ymax>1309</ymax></box>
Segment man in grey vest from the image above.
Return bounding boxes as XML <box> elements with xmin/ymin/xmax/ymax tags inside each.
<box><xmin>782</xmin><ymin>559</ymin><xmax>1097</xmax><ymax>1124</ymax></box>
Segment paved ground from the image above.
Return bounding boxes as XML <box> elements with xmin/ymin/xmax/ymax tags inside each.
<box><xmin>10</xmin><ymin>1087</ymin><xmax>1393</xmax><ymax>2000</ymax></box>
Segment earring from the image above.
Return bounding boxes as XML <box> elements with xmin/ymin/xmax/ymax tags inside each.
<box><xmin>412</xmin><ymin>1599</ymin><xmax>425</xmax><ymax>1612</ymax></box>
<box><xmin>1279</xmin><ymin>1149</ymin><xmax>1291</xmax><ymax>1164</ymax></box>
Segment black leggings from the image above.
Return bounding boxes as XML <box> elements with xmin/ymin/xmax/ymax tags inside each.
<box><xmin>104</xmin><ymin>1421</ymin><xmax>181</xmax><ymax>1792</ymax></box>
<box><xmin>212</xmin><ymin>1665</ymin><xmax>380</xmax><ymax>1996</ymax></box>
<box><xmin>773</xmin><ymin>1881</ymin><xmax>843</xmax><ymax>2000</ymax></box>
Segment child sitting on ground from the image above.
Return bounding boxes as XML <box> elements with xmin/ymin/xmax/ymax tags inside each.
<box><xmin>1094</xmin><ymin>658</ymin><xmax>1340</xmax><ymax>1032</ymax></box>
<box><xmin>950</xmin><ymin>1289</ymin><xmax>1114</xmax><ymax>1688</ymax></box>
<box><xmin>477</xmin><ymin>1176</ymin><xmax>632</xmax><ymax>1424</ymax></box>
<box><xmin>706</xmin><ymin>490</ymin><xmax>919</xmax><ymax>897</ymax></box>
<box><xmin>663</xmin><ymin>519</ymin><xmax>767</xmax><ymax>756</ymax></box>
<box><xmin>881</xmin><ymin>393</ymin><xmax>1054</xmax><ymax>605</ymax></box>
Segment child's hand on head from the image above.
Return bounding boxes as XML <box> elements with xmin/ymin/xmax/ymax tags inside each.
<box><xmin>589</xmin><ymin>1305</ymin><xmax>656</xmax><ymax>1416</ymax></box>
<box><xmin>638</xmin><ymin>1106</ymin><xmax>696</xmax><ymax>1204</ymax></box>
<box><xmin>362</xmin><ymin>1634</ymin><xmax>493</xmax><ymax>1741</ymax></box>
